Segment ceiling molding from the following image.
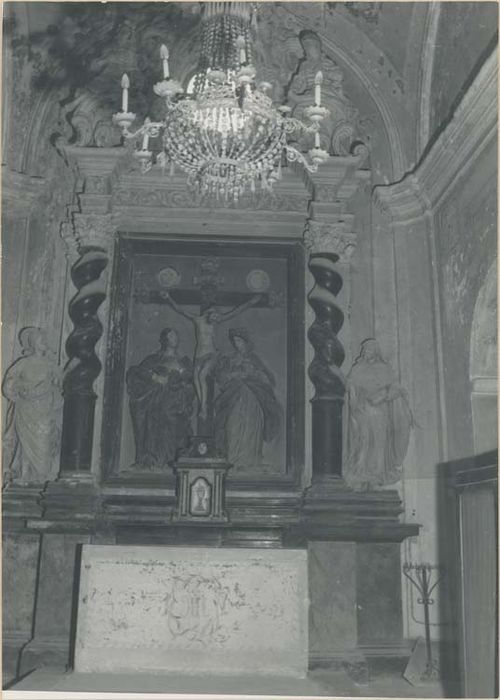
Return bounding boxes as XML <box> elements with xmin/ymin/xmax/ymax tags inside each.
<box><xmin>417</xmin><ymin>2</ymin><xmax>441</xmax><ymax>157</ymax></box>
<box><xmin>373</xmin><ymin>47</ymin><xmax>497</xmax><ymax>224</ymax></box>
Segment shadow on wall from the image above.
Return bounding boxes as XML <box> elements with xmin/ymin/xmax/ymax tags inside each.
<box><xmin>436</xmin><ymin>449</ymin><xmax>498</xmax><ymax>698</ymax></box>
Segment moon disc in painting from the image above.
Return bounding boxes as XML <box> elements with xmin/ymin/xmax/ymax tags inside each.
<box><xmin>246</xmin><ymin>269</ymin><xmax>270</xmax><ymax>292</ymax></box>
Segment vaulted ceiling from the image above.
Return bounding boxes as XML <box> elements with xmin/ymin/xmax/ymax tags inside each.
<box><xmin>2</xmin><ymin>2</ymin><xmax>497</xmax><ymax>182</ymax></box>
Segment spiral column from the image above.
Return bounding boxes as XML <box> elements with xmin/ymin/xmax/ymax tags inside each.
<box><xmin>305</xmin><ymin>220</ymin><xmax>356</xmax><ymax>480</ymax></box>
<box><xmin>59</xmin><ymin>213</ymin><xmax>115</xmax><ymax>474</ymax></box>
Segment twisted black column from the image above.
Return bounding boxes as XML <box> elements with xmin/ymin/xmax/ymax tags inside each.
<box><xmin>307</xmin><ymin>252</ymin><xmax>346</xmax><ymax>479</ymax></box>
<box><xmin>60</xmin><ymin>246</ymin><xmax>108</xmax><ymax>472</ymax></box>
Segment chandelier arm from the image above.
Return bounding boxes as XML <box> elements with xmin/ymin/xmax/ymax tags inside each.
<box><xmin>283</xmin><ymin>117</ymin><xmax>320</xmax><ymax>137</ymax></box>
<box><xmin>123</xmin><ymin>121</ymin><xmax>165</xmax><ymax>141</ymax></box>
<box><xmin>284</xmin><ymin>145</ymin><xmax>319</xmax><ymax>173</ymax></box>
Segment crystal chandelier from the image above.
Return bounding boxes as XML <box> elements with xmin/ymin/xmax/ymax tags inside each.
<box><xmin>113</xmin><ymin>2</ymin><xmax>329</xmax><ymax>202</ymax></box>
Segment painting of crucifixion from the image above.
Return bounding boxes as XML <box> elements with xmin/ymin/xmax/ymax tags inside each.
<box><xmin>103</xmin><ymin>237</ymin><xmax>305</xmax><ymax>484</ymax></box>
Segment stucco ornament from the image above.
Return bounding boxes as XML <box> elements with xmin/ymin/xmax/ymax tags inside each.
<box><xmin>287</xmin><ymin>30</ymin><xmax>360</xmax><ymax>155</ymax></box>
<box><xmin>304</xmin><ymin>220</ymin><xmax>357</xmax><ymax>261</ymax></box>
<box><xmin>2</xmin><ymin>327</ymin><xmax>63</xmax><ymax>486</ymax></box>
<box><xmin>344</xmin><ymin>339</ymin><xmax>413</xmax><ymax>491</ymax></box>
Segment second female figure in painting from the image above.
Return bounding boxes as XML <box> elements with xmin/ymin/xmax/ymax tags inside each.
<box><xmin>126</xmin><ymin>328</ymin><xmax>194</xmax><ymax>469</ymax></box>
<box><xmin>214</xmin><ymin>328</ymin><xmax>282</xmax><ymax>471</ymax></box>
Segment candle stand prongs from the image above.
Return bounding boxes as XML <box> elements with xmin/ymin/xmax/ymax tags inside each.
<box><xmin>403</xmin><ymin>562</ymin><xmax>443</xmax><ymax>682</ymax></box>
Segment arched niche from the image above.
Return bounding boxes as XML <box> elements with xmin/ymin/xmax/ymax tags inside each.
<box><xmin>469</xmin><ymin>259</ymin><xmax>497</xmax><ymax>453</ymax></box>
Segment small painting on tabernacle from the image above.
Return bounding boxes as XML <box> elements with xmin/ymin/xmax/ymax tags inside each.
<box><xmin>103</xmin><ymin>236</ymin><xmax>304</xmax><ymax>484</ymax></box>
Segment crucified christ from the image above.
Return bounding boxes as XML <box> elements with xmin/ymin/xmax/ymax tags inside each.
<box><xmin>160</xmin><ymin>290</ymin><xmax>262</xmax><ymax>421</ymax></box>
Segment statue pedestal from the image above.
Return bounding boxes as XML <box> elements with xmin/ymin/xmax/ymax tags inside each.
<box><xmin>172</xmin><ymin>438</ymin><xmax>232</xmax><ymax>524</ymax></box>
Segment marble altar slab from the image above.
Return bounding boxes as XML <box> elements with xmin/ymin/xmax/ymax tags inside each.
<box><xmin>74</xmin><ymin>545</ymin><xmax>308</xmax><ymax>677</ymax></box>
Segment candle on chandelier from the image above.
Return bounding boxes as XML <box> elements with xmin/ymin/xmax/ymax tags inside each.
<box><xmin>160</xmin><ymin>44</ymin><xmax>170</xmax><ymax>79</ymax></box>
<box><xmin>315</xmin><ymin>131</ymin><xmax>321</xmax><ymax>148</ymax></box>
<box><xmin>235</xmin><ymin>35</ymin><xmax>246</xmax><ymax>65</ymax></box>
<box><xmin>121</xmin><ymin>73</ymin><xmax>129</xmax><ymax>112</ymax></box>
<box><xmin>142</xmin><ymin>118</ymin><xmax>151</xmax><ymax>151</ymax></box>
<box><xmin>314</xmin><ymin>71</ymin><xmax>323</xmax><ymax>107</ymax></box>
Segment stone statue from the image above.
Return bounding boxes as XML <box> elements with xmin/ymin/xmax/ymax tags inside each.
<box><xmin>288</xmin><ymin>29</ymin><xmax>358</xmax><ymax>155</ymax></box>
<box><xmin>344</xmin><ymin>338</ymin><xmax>412</xmax><ymax>491</ymax></box>
<box><xmin>126</xmin><ymin>327</ymin><xmax>195</xmax><ymax>469</ymax></box>
<box><xmin>214</xmin><ymin>327</ymin><xmax>282</xmax><ymax>471</ymax></box>
<box><xmin>2</xmin><ymin>327</ymin><xmax>63</xmax><ymax>486</ymax></box>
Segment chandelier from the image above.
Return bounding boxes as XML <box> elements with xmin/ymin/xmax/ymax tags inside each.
<box><xmin>113</xmin><ymin>2</ymin><xmax>329</xmax><ymax>202</ymax></box>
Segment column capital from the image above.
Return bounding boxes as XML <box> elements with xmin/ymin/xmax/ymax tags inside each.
<box><xmin>304</xmin><ymin>219</ymin><xmax>357</xmax><ymax>261</ymax></box>
<box><xmin>73</xmin><ymin>212</ymin><xmax>117</xmax><ymax>251</ymax></box>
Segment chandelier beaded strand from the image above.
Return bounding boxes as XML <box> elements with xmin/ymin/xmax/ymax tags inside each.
<box><xmin>113</xmin><ymin>2</ymin><xmax>329</xmax><ymax>202</ymax></box>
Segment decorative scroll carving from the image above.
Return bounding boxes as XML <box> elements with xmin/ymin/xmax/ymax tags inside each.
<box><xmin>304</xmin><ymin>220</ymin><xmax>357</xmax><ymax>261</ymax></box>
<box><xmin>287</xmin><ymin>30</ymin><xmax>360</xmax><ymax>156</ymax></box>
<box><xmin>307</xmin><ymin>253</ymin><xmax>346</xmax><ymax>479</ymax></box>
<box><xmin>111</xmin><ymin>187</ymin><xmax>309</xmax><ymax>213</ymax></box>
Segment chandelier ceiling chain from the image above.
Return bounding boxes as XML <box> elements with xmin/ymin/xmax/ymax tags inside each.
<box><xmin>112</xmin><ymin>2</ymin><xmax>329</xmax><ymax>202</ymax></box>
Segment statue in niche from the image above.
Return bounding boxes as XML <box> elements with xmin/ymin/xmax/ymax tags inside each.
<box><xmin>160</xmin><ymin>290</ymin><xmax>261</xmax><ymax>422</ymax></box>
<box><xmin>214</xmin><ymin>328</ymin><xmax>282</xmax><ymax>471</ymax></box>
<box><xmin>2</xmin><ymin>327</ymin><xmax>63</xmax><ymax>486</ymax></box>
<box><xmin>126</xmin><ymin>327</ymin><xmax>195</xmax><ymax>469</ymax></box>
<box><xmin>344</xmin><ymin>338</ymin><xmax>413</xmax><ymax>491</ymax></box>
<box><xmin>288</xmin><ymin>29</ymin><xmax>358</xmax><ymax>155</ymax></box>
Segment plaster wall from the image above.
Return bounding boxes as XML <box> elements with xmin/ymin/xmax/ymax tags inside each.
<box><xmin>433</xmin><ymin>141</ymin><xmax>497</xmax><ymax>461</ymax></box>
<box><xmin>430</xmin><ymin>2</ymin><xmax>498</xmax><ymax>138</ymax></box>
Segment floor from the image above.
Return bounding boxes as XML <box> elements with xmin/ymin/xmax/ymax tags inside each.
<box><xmin>6</xmin><ymin>667</ymin><xmax>445</xmax><ymax>698</ymax></box>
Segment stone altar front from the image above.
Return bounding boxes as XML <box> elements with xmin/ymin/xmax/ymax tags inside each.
<box><xmin>74</xmin><ymin>545</ymin><xmax>308</xmax><ymax>677</ymax></box>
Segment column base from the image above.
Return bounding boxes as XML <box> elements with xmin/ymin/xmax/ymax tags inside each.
<box><xmin>41</xmin><ymin>473</ymin><xmax>99</xmax><ymax>521</ymax></box>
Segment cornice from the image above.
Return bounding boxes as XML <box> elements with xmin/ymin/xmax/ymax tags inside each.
<box><xmin>373</xmin><ymin>47</ymin><xmax>497</xmax><ymax>224</ymax></box>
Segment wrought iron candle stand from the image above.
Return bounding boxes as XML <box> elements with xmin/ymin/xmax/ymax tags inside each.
<box><xmin>403</xmin><ymin>562</ymin><xmax>442</xmax><ymax>681</ymax></box>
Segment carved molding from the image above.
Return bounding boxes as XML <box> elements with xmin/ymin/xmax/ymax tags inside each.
<box><xmin>375</xmin><ymin>48</ymin><xmax>497</xmax><ymax>223</ymax></box>
<box><xmin>304</xmin><ymin>220</ymin><xmax>357</xmax><ymax>261</ymax></box>
<box><xmin>111</xmin><ymin>185</ymin><xmax>309</xmax><ymax>213</ymax></box>
<box><xmin>73</xmin><ymin>213</ymin><xmax>117</xmax><ymax>251</ymax></box>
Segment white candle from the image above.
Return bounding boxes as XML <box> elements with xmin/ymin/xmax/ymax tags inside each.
<box><xmin>315</xmin><ymin>131</ymin><xmax>320</xmax><ymax>148</ymax></box>
<box><xmin>142</xmin><ymin>119</ymin><xmax>150</xmax><ymax>150</ymax></box>
<box><xmin>236</xmin><ymin>35</ymin><xmax>246</xmax><ymax>65</ymax></box>
<box><xmin>160</xmin><ymin>44</ymin><xmax>169</xmax><ymax>79</ymax></box>
<box><xmin>121</xmin><ymin>73</ymin><xmax>129</xmax><ymax>112</ymax></box>
<box><xmin>314</xmin><ymin>71</ymin><xmax>322</xmax><ymax>106</ymax></box>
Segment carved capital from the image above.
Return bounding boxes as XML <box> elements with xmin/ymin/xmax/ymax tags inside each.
<box><xmin>73</xmin><ymin>213</ymin><xmax>117</xmax><ymax>251</ymax></box>
<box><xmin>304</xmin><ymin>220</ymin><xmax>357</xmax><ymax>261</ymax></box>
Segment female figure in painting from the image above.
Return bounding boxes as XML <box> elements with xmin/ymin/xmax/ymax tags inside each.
<box><xmin>214</xmin><ymin>328</ymin><xmax>282</xmax><ymax>471</ymax></box>
<box><xmin>344</xmin><ymin>338</ymin><xmax>413</xmax><ymax>491</ymax></box>
<box><xmin>126</xmin><ymin>328</ymin><xmax>195</xmax><ymax>469</ymax></box>
<box><xmin>2</xmin><ymin>327</ymin><xmax>63</xmax><ymax>486</ymax></box>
